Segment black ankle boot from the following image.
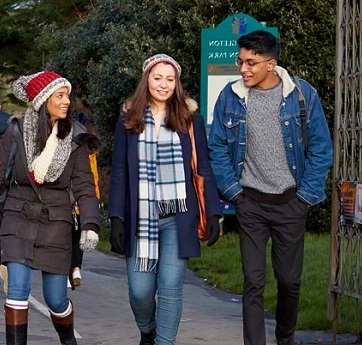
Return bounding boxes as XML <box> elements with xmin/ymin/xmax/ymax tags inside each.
<box><xmin>277</xmin><ymin>336</ymin><xmax>295</xmax><ymax>345</ymax></box>
<box><xmin>139</xmin><ymin>329</ymin><xmax>156</xmax><ymax>345</ymax></box>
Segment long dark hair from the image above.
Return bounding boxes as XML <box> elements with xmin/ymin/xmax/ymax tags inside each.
<box><xmin>36</xmin><ymin>103</ymin><xmax>72</xmax><ymax>153</ymax></box>
<box><xmin>122</xmin><ymin>64</ymin><xmax>193</xmax><ymax>134</ymax></box>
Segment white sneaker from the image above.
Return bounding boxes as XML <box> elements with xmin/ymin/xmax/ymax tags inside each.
<box><xmin>67</xmin><ymin>279</ymin><xmax>71</xmax><ymax>288</ymax></box>
<box><xmin>72</xmin><ymin>270</ymin><xmax>82</xmax><ymax>286</ymax></box>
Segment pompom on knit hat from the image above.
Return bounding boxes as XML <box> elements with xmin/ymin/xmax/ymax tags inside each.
<box><xmin>13</xmin><ymin>71</ymin><xmax>72</xmax><ymax>111</ymax></box>
<box><xmin>142</xmin><ymin>54</ymin><xmax>182</xmax><ymax>76</ymax></box>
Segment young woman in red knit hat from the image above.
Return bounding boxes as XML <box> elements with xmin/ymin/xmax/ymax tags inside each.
<box><xmin>0</xmin><ymin>71</ymin><xmax>100</xmax><ymax>345</ymax></box>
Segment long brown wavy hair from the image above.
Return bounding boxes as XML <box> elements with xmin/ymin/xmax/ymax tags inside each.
<box><xmin>122</xmin><ymin>65</ymin><xmax>193</xmax><ymax>134</ymax></box>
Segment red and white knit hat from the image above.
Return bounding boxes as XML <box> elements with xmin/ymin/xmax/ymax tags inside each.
<box><xmin>13</xmin><ymin>71</ymin><xmax>72</xmax><ymax>111</ymax></box>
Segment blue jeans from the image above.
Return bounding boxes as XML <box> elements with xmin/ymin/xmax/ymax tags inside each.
<box><xmin>7</xmin><ymin>262</ymin><xmax>69</xmax><ymax>313</ymax></box>
<box><xmin>126</xmin><ymin>216</ymin><xmax>188</xmax><ymax>345</ymax></box>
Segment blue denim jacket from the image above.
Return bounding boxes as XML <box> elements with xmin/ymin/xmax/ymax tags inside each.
<box><xmin>208</xmin><ymin>66</ymin><xmax>333</xmax><ymax>206</ymax></box>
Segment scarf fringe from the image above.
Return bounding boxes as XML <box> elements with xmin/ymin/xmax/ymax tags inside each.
<box><xmin>178</xmin><ymin>199</ymin><xmax>187</xmax><ymax>213</ymax></box>
<box><xmin>157</xmin><ymin>199</ymin><xmax>187</xmax><ymax>215</ymax></box>
<box><xmin>157</xmin><ymin>199</ymin><xmax>175</xmax><ymax>215</ymax></box>
<box><xmin>134</xmin><ymin>258</ymin><xmax>158</xmax><ymax>273</ymax></box>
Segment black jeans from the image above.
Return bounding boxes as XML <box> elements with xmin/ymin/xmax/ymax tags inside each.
<box><xmin>234</xmin><ymin>194</ymin><xmax>308</xmax><ymax>345</ymax></box>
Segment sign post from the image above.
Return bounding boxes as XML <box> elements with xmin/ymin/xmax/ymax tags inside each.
<box><xmin>200</xmin><ymin>13</ymin><xmax>278</xmax><ymax>127</ymax></box>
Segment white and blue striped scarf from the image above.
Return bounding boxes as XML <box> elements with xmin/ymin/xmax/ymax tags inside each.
<box><xmin>136</xmin><ymin>107</ymin><xmax>187</xmax><ymax>272</ymax></box>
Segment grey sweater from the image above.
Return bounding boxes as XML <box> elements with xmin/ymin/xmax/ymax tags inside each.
<box><xmin>240</xmin><ymin>81</ymin><xmax>295</xmax><ymax>194</ymax></box>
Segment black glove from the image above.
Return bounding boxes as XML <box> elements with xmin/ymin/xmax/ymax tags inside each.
<box><xmin>110</xmin><ymin>217</ymin><xmax>125</xmax><ymax>254</ymax></box>
<box><xmin>206</xmin><ymin>215</ymin><xmax>220</xmax><ymax>247</ymax></box>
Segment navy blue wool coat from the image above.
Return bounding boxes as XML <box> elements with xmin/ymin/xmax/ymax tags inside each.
<box><xmin>108</xmin><ymin>112</ymin><xmax>221</xmax><ymax>259</ymax></box>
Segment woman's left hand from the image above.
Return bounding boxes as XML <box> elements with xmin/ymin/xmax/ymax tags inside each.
<box><xmin>206</xmin><ymin>215</ymin><xmax>220</xmax><ymax>247</ymax></box>
<box><xmin>79</xmin><ymin>230</ymin><xmax>99</xmax><ymax>252</ymax></box>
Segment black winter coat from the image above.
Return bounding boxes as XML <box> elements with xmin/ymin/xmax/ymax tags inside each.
<box><xmin>0</xmin><ymin>119</ymin><xmax>100</xmax><ymax>275</ymax></box>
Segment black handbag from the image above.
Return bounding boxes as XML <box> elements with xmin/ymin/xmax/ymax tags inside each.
<box><xmin>0</xmin><ymin>123</ymin><xmax>19</xmax><ymax>216</ymax></box>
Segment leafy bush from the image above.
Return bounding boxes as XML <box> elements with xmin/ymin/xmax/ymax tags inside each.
<box><xmin>36</xmin><ymin>0</ymin><xmax>336</xmax><ymax>233</ymax></box>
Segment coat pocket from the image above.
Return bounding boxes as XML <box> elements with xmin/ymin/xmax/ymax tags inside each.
<box><xmin>223</xmin><ymin>115</ymin><xmax>241</xmax><ymax>144</ymax></box>
<box><xmin>3</xmin><ymin>197</ymin><xmax>25</xmax><ymax>213</ymax></box>
<box><xmin>47</xmin><ymin>207</ymin><xmax>74</xmax><ymax>224</ymax></box>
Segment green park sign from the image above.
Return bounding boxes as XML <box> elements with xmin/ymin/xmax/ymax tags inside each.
<box><xmin>200</xmin><ymin>13</ymin><xmax>278</xmax><ymax>127</ymax></box>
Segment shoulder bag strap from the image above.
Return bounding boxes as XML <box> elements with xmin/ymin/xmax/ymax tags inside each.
<box><xmin>189</xmin><ymin>122</ymin><xmax>198</xmax><ymax>174</ymax></box>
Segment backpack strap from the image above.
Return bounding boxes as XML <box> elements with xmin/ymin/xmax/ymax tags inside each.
<box><xmin>293</xmin><ymin>75</ymin><xmax>308</xmax><ymax>155</ymax></box>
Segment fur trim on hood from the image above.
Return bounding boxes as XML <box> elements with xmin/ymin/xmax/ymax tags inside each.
<box><xmin>9</xmin><ymin>111</ymin><xmax>25</xmax><ymax>123</ymax></box>
<box><xmin>185</xmin><ymin>98</ymin><xmax>198</xmax><ymax>113</ymax></box>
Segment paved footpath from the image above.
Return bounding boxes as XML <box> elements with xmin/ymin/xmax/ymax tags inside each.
<box><xmin>0</xmin><ymin>250</ymin><xmax>358</xmax><ymax>344</ymax></box>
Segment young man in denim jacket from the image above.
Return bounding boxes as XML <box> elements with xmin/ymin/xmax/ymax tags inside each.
<box><xmin>208</xmin><ymin>30</ymin><xmax>333</xmax><ymax>345</ymax></box>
